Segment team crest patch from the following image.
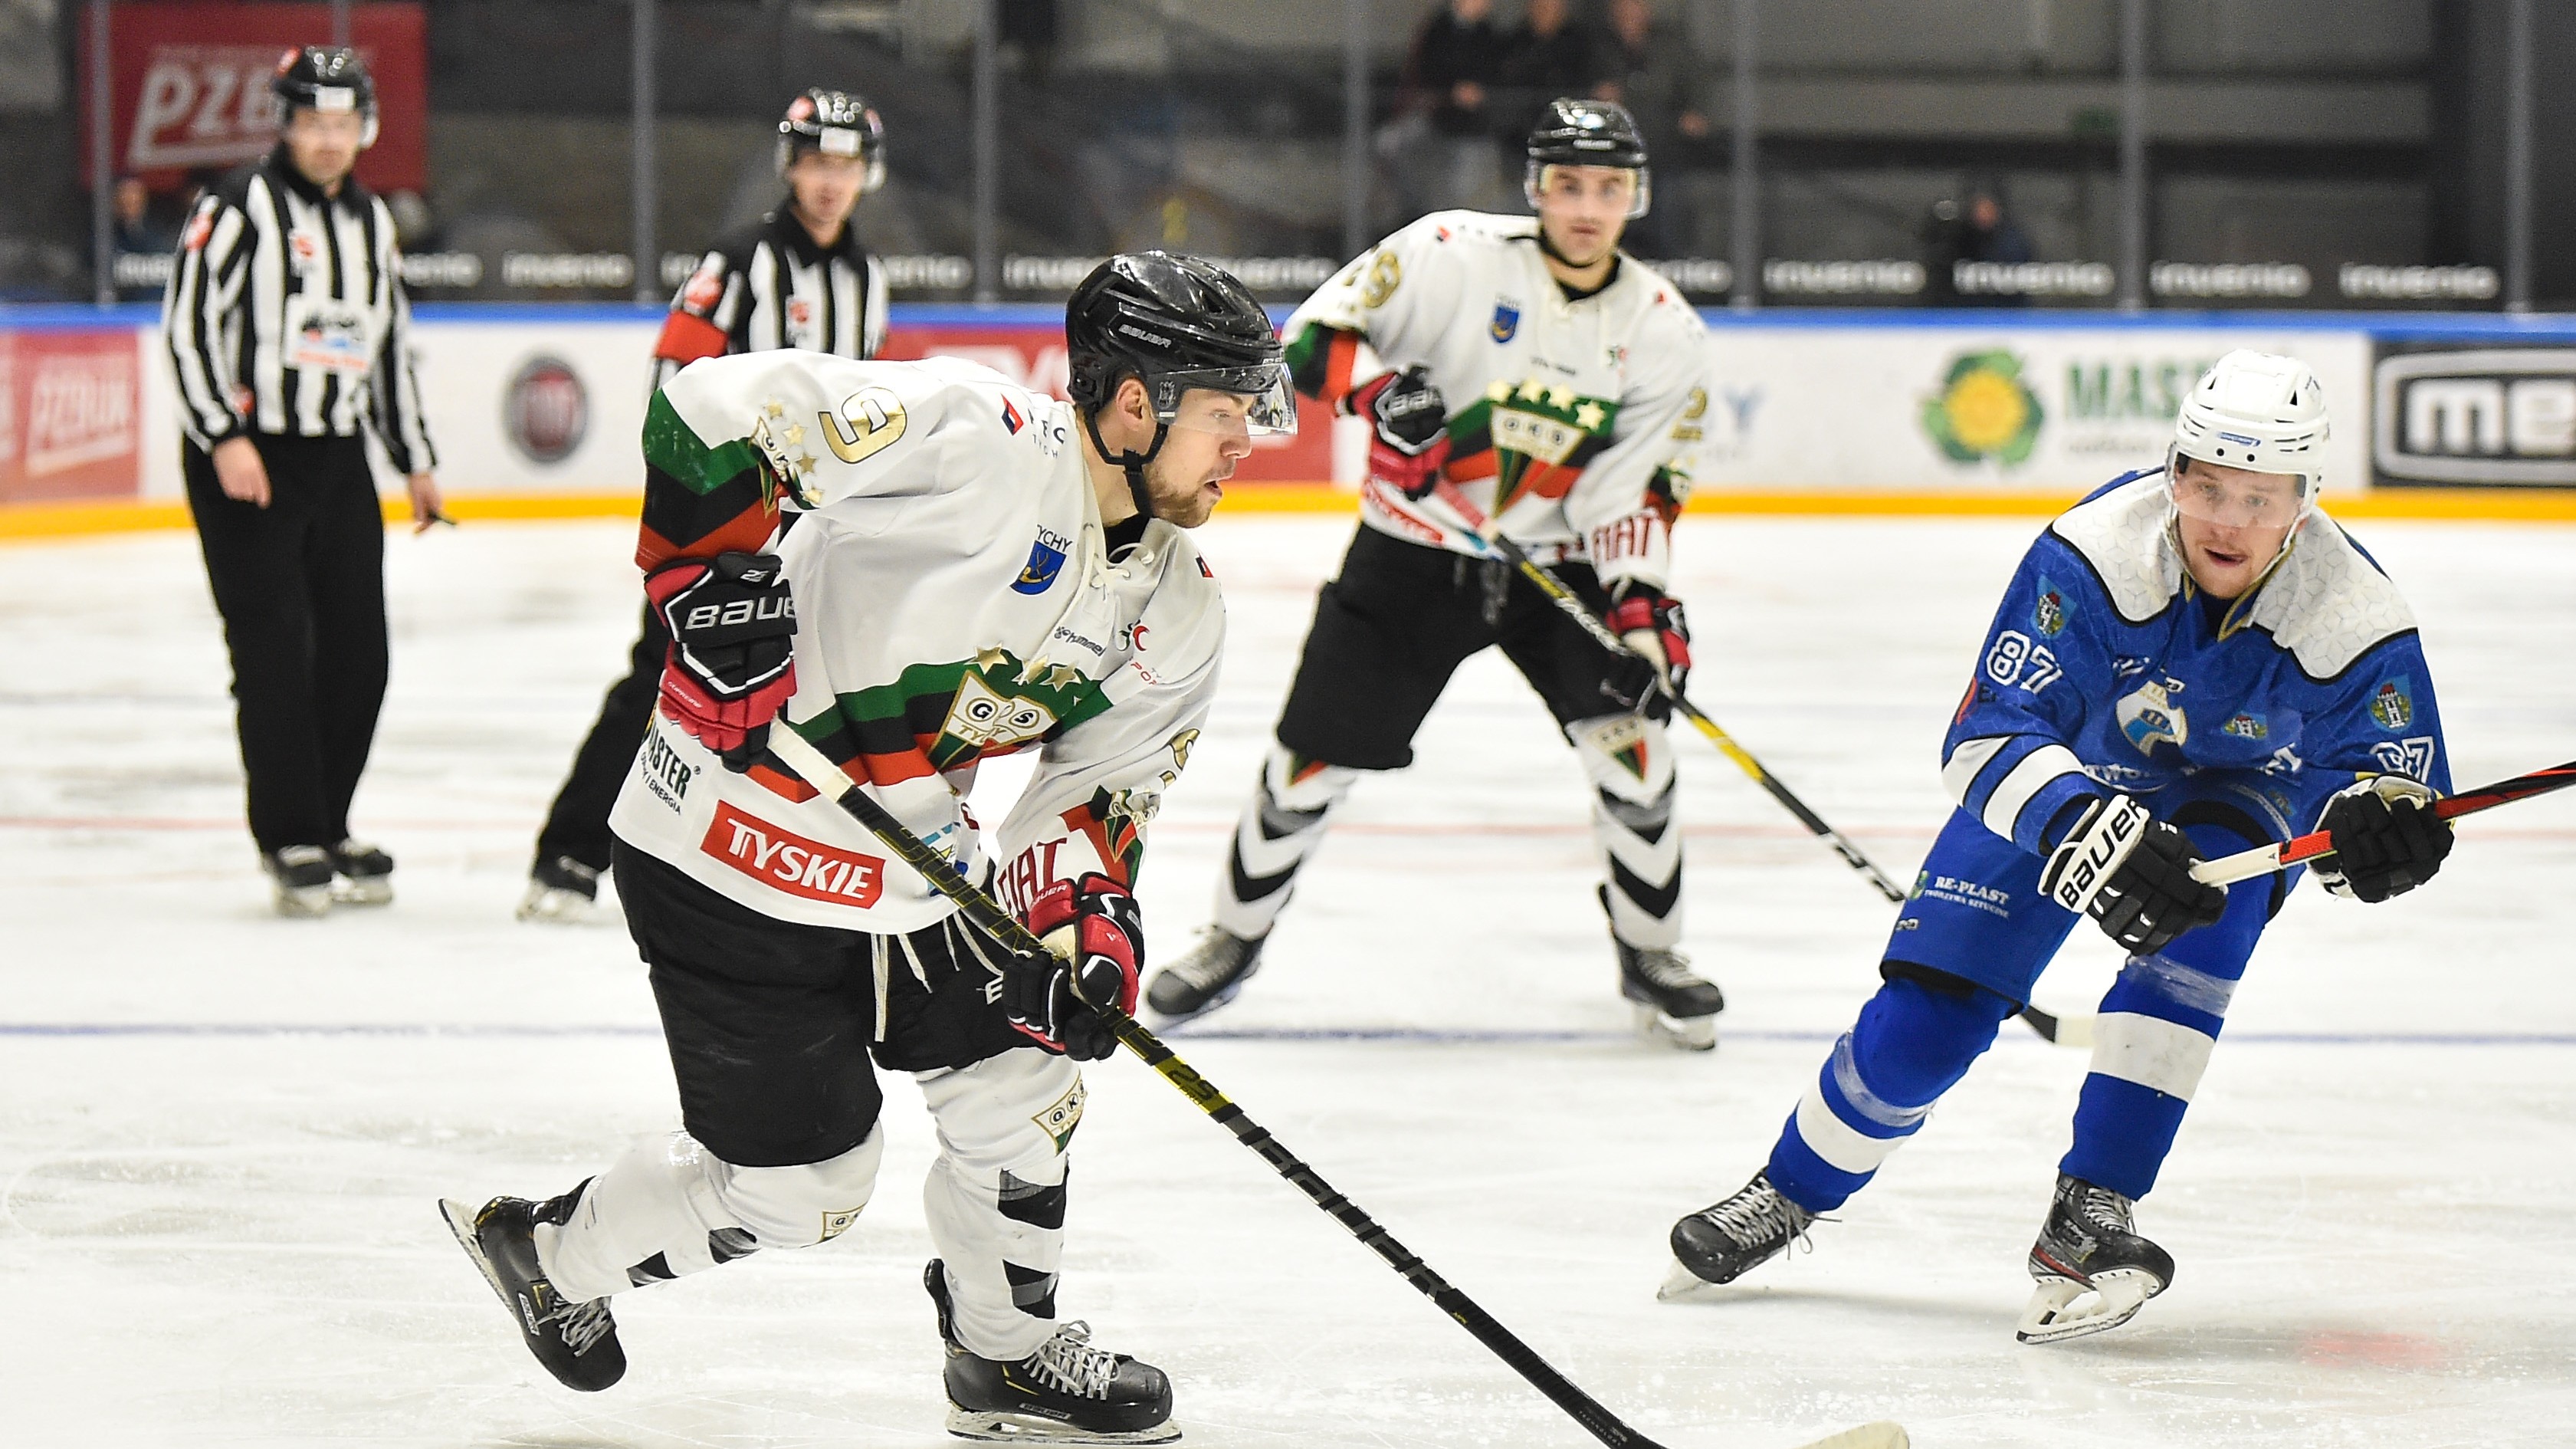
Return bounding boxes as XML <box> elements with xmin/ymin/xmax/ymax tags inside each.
<box><xmin>2115</xmin><ymin>677</ymin><xmax>2189</xmax><ymax>754</ymax></box>
<box><xmin>2223</xmin><ymin>711</ymin><xmax>2269</xmax><ymax>741</ymax></box>
<box><xmin>1490</xmin><ymin>300</ymin><xmax>1521</xmax><ymax>343</ymax></box>
<box><xmin>1583</xmin><ymin>715</ymin><xmax>1653</xmax><ymax>781</ymax></box>
<box><xmin>2033</xmin><ymin>577</ymin><xmax>2069</xmax><ymax>637</ymax></box>
<box><xmin>819</xmin><ymin>1204</ymin><xmax>864</xmax><ymax>1241</ymax></box>
<box><xmin>1032</xmin><ymin>1077</ymin><xmax>1087</xmax><ymax>1152</ymax></box>
<box><xmin>1012</xmin><ymin>531</ymin><xmax>1068</xmax><ymax>594</ymax></box>
<box><xmin>2369</xmin><ymin>676</ymin><xmax>2414</xmax><ymax>732</ymax></box>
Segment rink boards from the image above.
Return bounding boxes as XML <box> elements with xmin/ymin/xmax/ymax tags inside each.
<box><xmin>3</xmin><ymin>303</ymin><xmax>2576</xmax><ymax>521</ymax></box>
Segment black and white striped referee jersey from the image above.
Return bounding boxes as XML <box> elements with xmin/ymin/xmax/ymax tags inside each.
<box><xmin>652</xmin><ymin>208</ymin><xmax>888</xmax><ymax>388</ymax></box>
<box><xmin>162</xmin><ymin>147</ymin><xmax>436</xmax><ymax>474</ymax></box>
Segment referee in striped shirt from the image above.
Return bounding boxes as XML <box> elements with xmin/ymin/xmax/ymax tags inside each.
<box><xmin>164</xmin><ymin>47</ymin><xmax>441</xmax><ymax>918</ymax></box>
<box><xmin>518</xmin><ymin>88</ymin><xmax>888</xmax><ymax>922</ymax></box>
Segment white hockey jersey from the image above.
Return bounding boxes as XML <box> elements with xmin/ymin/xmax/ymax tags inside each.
<box><xmin>1282</xmin><ymin>209</ymin><xmax>1712</xmax><ymax>591</ymax></box>
<box><xmin>608</xmin><ymin>351</ymin><xmax>1224</xmax><ymax>935</ymax></box>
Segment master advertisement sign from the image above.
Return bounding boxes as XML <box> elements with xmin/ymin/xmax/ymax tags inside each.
<box><xmin>1697</xmin><ymin>328</ymin><xmax>2372</xmax><ymax>491</ymax></box>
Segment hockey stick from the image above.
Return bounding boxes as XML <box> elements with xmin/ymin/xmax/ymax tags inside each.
<box><xmin>1423</xmin><ymin>484</ymin><xmax>2059</xmax><ymax>1044</ymax></box>
<box><xmin>1424</xmin><ymin>482</ymin><xmax>1907</xmax><ymax>907</ymax></box>
<box><xmin>761</xmin><ymin>723</ymin><xmax>1907</xmax><ymax>1449</ymax></box>
<box><xmin>2189</xmin><ymin>756</ymin><xmax>2576</xmax><ymax>886</ymax></box>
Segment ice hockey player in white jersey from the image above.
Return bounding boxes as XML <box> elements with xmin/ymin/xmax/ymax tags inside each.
<box><xmin>440</xmin><ymin>253</ymin><xmax>1294</xmax><ymax>1443</ymax></box>
<box><xmin>1664</xmin><ymin>352</ymin><xmax>2457</xmax><ymax>1343</ymax></box>
<box><xmin>1143</xmin><ymin>99</ymin><xmax>1724</xmax><ymax>1047</ymax></box>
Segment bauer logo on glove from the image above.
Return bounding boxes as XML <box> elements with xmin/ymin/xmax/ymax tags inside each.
<box><xmin>645</xmin><ymin>550</ymin><xmax>799</xmax><ymax>770</ymax></box>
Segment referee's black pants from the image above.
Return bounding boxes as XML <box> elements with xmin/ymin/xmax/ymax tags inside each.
<box><xmin>533</xmin><ymin>601</ymin><xmax>670</xmax><ymax>874</ymax></box>
<box><xmin>184</xmin><ymin>435</ymin><xmax>387</xmax><ymax>856</ymax></box>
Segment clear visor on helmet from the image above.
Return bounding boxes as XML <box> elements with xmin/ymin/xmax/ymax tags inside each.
<box><xmin>1524</xmin><ymin>161</ymin><xmax>1651</xmax><ymax>219</ymax></box>
<box><xmin>2167</xmin><ymin>452</ymin><xmax>2311</xmax><ymax>530</ymax></box>
<box><xmin>1147</xmin><ymin>363</ymin><xmax>1299</xmax><ymax>440</ymax></box>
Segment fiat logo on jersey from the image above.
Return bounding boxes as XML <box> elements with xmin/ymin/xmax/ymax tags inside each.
<box><xmin>503</xmin><ymin>354</ymin><xmax>589</xmax><ymax>465</ymax></box>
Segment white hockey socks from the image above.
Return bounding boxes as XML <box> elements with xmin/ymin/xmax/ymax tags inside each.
<box><xmin>533</xmin><ymin>1126</ymin><xmax>884</xmax><ymax>1303</ymax></box>
<box><xmin>1212</xmin><ymin>743</ymin><xmax>1358</xmax><ymax>942</ymax></box>
<box><xmin>917</xmin><ymin>1050</ymin><xmax>1088</xmax><ymax>1362</ymax></box>
<box><xmin>1573</xmin><ymin>713</ymin><xmax>1683</xmax><ymax>950</ymax></box>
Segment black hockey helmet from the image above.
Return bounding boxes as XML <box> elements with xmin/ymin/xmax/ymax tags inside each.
<box><xmin>1524</xmin><ymin>97</ymin><xmax>1649</xmax><ymax>217</ymax></box>
<box><xmin>272</xmin><ymin>46</ymin><xmax>378</xmax><ymax>146</ymax></box>
<box><xmin>1065</xmin><ymin>251</ymin><xmax>1294</xmax><ymax>519</ymax></box>
<box><xmin>776</xmin><ymin>88</ymin><xmax>886</xmax><ymax>192</ymax></box>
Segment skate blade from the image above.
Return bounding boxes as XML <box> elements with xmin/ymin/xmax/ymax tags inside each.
<box><xmin>273</xmin><ymin>884</ymin><xmax>333</xmax><ymax>918</ymax></box>
<box><xmin>1790</xmin><ymin>1422</ymin><xmax>1910</xmax><ymax>1449</ymax></box>
<box><xmin>332</xmin><ymin>877</ymin><xmax>393</xmax><ymax>906</ymax></box>
<box><xmin>438</xmin><ymin>1198</ymin><xmax>513</xmax><ymax>1310</ymax></box>
<box><xmin>516</xmin><ymin>886</ymin><xmax>602</xmax><ymax>925</ymax></box>
<box><xmin>1656</xmin><ymin>1257</ymin><xmax>1724</xmax><ymax>1302</ymax></box>
<box><xmin>945</xmin><ymin>1406</ymin><xmax>1180</xmax><ymax>1444</ymax></box>
<box><xmin>1631</xmin><ymin>1002</ymin><xmax>1717</xmax><ymax>1052</ymax></box>
<box><xmin>2016</xmin><ymin>1270</ymin><xmax>2155</xmax><ymax>1344</ymax></box>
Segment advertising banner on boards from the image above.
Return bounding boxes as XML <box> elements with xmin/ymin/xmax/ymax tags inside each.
<box><xmin>0</xmin><ymin>329</ymin><xmax>143</xmax><ymax>503</ymax></box>
<box><xmin>2371</xmin><ymin>343</ymin><xmax>2576</xmax><ymax>488</ymax></box>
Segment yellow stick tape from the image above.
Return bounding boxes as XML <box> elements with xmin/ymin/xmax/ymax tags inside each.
<box><xmin>9</xmin><ymin>483</ymin><xmax>2576</xmax><ymax>542</ymax></box>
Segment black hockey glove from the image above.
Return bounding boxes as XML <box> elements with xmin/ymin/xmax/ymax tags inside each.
<box><xmin>1607</xmin><ymin>581</ymin><xmax>1691</xmax><ymax>701</ymax></box>
<box><xmin>1008</xmin><ymin>874</ymin><xmax>1143</xmax><ymax>1061</ymax></box>
<box><xmin>1350</xmin><ymin>366</ymin><xmax>1450</xmax><ymax>501</ymax></box>
<box><xmin>645</xmin><ymin>551</ymin><xmax>797</xmax><ymax>771</ymax></box>
<box><xmin>2039</xmin><ymin>794</ymin><xmax>2227</xmax><ymax>955</ymax></box>
<box><xmin>2313</xmin><ymin>775</ymin><xmax>2452</xmax><ymax>903</ymax></box>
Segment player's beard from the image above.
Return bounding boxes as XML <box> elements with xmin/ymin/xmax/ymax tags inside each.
<box><xmin>1141</xmin><ymin>451</ymin><xmax>1226</xmax><ymax>528</ymax></box>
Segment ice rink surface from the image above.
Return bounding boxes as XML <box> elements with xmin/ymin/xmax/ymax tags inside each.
<box><xmin>4</xmin><ymin>509</ymin><xmax>2573</xmax><ymax>1449</ymax></box>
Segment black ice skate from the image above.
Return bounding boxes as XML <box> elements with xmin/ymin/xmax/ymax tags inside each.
<box><xmin>1660</xmin><ymin>1170</ymin><xmax>1818</xmax><ymax>1299</ymax></box>
<box><xmin>1613</xmin><ymin>935</ymin><xmax>1724</xmax><ymax>1050</ymax></box>
<box><xmin>517</xmin><ymin>854</ymin><xmax>602</xmax><ymax>924</ymax></box>
<box><xmin>1143</xmin><ymin>926</ymin><xmax>1264</xmax><ymax>1025</ymax></box>
<box><xmin>263</xmin><ymin>845</ymin><xmax>336</xmax><ymax>918</ymax></box>
<box><xmin>440</xmin><ymin>1191</ymin><xmax>627</xmax><ymax>1392</ymax></box>
<box><xmin>926</xmin><ymin>1259</ymin><xmax>1177</xmax><ymax>1444</ymax></box>
<box><xmin>2016</xmin><ymin>1173</ymin><xmax>2174</xmax><ymax>1344</ymax></box>
<box><xmin>327</xmin><ymin>837</ymin><xmax>394</xmax><ymax>905</ymax></box>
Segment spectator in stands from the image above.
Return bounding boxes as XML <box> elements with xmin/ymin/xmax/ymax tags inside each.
<box><xmin>112</xmin><ymin>177</ymin><xmax>171</xmax><ymax>301</ymax></box>
<box><xmin>1921</xmin><ymin>186</ymin><xmax>2036</xmax><ymax>307</ymax></box>
<box><xmin>1497</xmin><ymin>0</ymin><xmax>1612</xmax><ymax>136</ymax></box>
<box><xmin>1600</xmin><ymin>0</ymin><xmax>1710</xmax><ymax>254</ymax></box>
<box><xmin>1387</xmin><ymin>0</ymin><xmax>1511</xmax><ymax>218</ymax></box>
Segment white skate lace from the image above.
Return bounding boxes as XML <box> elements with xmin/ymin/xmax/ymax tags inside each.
<box><xmin>1165</xmin><ymin>931</ymin><xmax>1252</xmax><ymax>991</ymax></box>
<box><xmin>2073</xmin><ymin>1182</ymin><xmax>2137</xmax><ymax>1236</ymax></box>
<box><xmin>551</xmin><ymin>1296</ymin><xmax>615</xmax><ymax>1356</ymax></box>
<box><xmin>1700</xmin><ymin>1181</ymin><xmax>1816</xmax><ymax>1253</ymax></box>
<box><xmin>1631</xmin><ymin>949</ymin><xmax>1707</xmax><ymax>991</ymax></box>
<box><xmin>1022</xmin><ymin>1320</ymin><xmax>1118</xmax><ymax>1399</ymax></box>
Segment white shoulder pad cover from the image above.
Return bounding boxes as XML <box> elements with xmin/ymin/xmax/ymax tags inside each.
<box><xmin>2246</xmin><ymin>512</ymin><xmax>2417</xmax><ymax>681</ymax></box>
<box><xmin>2046</xmin><ymin>476</ymin><xmax>2183</xmax><ymax>624</ymax></box>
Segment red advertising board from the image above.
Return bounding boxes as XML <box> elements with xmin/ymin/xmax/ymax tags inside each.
<box><xmin>0</xmin><ymin>330</ymin><xmax>145</xmax><ymax>504</ymax></box>
<box><xmin>878</xmin><ymin>323</ymin><xmax>1337</xmax><ymax>485</ymax></box>
<box><xmin>83</xmin><ymin>3</ymin><xmax>428</xmax><ymax>194</ymax></box>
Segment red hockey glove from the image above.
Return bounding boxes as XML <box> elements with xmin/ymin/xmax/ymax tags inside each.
<box><xmin>1607</xmin><ymin>583</ymin><xmax>1692</xmax><ymax>688</ymax></box>
<box><xmin>1009</xmin><ymin>873</ymin><xmax>1144</xmax><ymax>1061</ymax></box>
<box><xmin>644</xmin><ymin>551</ymin><xmax>797</xmax><ymax>772</ymax></box>
<box><xmin>1350</xmin><ymin>366</ymin><xmax>1449</xmax><ymax>501</ymax></box>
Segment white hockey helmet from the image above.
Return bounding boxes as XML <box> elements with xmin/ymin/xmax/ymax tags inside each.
<box><xmin>2167</xmin><ymin>350</ymin><xmax>2330</xmax><ymax>527</ymax></box>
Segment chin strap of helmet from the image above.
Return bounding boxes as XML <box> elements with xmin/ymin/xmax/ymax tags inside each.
<box><xmin>1084</xmin><ymin>407</ymin><xmax>1170</xmax><ymax>524</ymax></box>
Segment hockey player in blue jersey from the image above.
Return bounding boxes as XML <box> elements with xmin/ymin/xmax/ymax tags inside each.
<box><xmin>1662</xmin><ymin>350</ymin><xmax>2458</xmax><ymax>1343</ymax></box>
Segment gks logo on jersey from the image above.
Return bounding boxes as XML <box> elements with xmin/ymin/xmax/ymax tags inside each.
<box><xmin>2033</xmin><ymin>577</ymin><xmax>2069</xmax><ymax>636</ymax></box>
<box><xmin>1012</xmin><ymin>527</ymin><xmax>1071</xmax><ymax>594</ymax></box>
<box><xmin>2116</xmin><ymin>676</ymin><xmax>2190</xmax><ymax>754</ymax></box>
<box><xmin>2369</xmin><ymin>676</ymin><xmax>2415</xmax><ymax>731</ymax></box>
<box><xmin>1489</xmin><ymin>300</ymin><xmax>1521</xmax><ymax>343</ymax></box>
<box><xmin>1473</xmin><ymin>376</ymin><xmax>1620</xmax><ymax>512</ymax></box>
<box><xmin>1921</xmin><ymin>350</ymin><xmax>2043</xmax><ymax>468</ymax></box>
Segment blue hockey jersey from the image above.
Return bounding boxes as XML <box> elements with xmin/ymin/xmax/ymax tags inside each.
<box><xmin>1943</xmin><ymin>470</ymin><xmax>2451</xmax><ymax>856</ymax></box>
